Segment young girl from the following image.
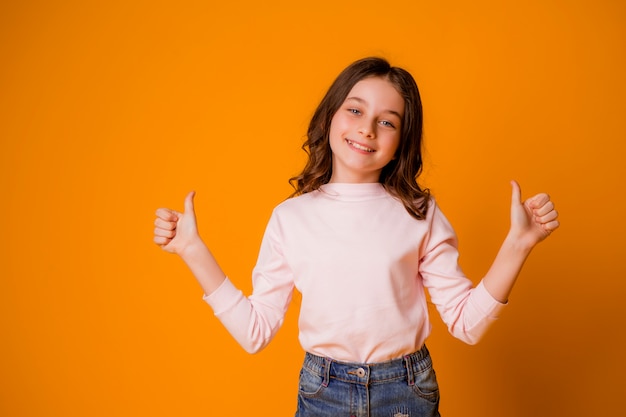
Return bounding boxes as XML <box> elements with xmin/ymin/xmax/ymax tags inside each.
<box><xmin>153</xmin><ymin>57</ymin><xmax>559</xmax><ymax>417</ymax></box>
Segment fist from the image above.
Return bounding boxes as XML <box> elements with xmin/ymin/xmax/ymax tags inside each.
<box><xmin>153</xmin><ymin>191</ymin><xmax>200</xmax><ymax>254</ymax></box>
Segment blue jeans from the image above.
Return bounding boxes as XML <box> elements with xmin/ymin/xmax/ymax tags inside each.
<box><xmin>295</xmin><ymin>345</ymin><xmax>440</xmax><ymax>417</ymax></box>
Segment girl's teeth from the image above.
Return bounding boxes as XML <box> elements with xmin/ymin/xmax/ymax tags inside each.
<box><xmin>348</xmin><ymin>140</ymin><xmax>374</xmax><ymax>152</ymax></box>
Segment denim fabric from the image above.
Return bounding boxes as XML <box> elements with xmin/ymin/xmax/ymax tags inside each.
<box><xmin>295</xmin><ymin>345</ymin><xmax>440</xmax><ymax>417</ymax></box>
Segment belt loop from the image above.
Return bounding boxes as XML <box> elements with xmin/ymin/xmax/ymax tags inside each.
<box><xmin>404</xmin><ymin>354</ymin><xmax>415</xmax><ymax>386</ymax></box>
<box><xmin>419</xmin><ymin>343</ymin><xmax>428</xmax><ymax>360</ymax></box>
<box><xmin>322</xmin><ymin>357</ymin><xmax>331</xmax><ymax>387</ymax></box>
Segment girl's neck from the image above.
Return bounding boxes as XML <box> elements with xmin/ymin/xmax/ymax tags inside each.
<box><xmin>328</xmin><ymin>174</ymin><xmax>382</xmax><ymax>184</ymax></box>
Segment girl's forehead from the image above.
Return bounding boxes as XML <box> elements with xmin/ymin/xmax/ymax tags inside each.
<box><xmin>346</xmin><ymin>77</ymin><xmax>405</xmax><ymax>116</ymax></box>
<box><xmin>349</xmin><ymin>76</ymin><xmax>395</xmax><ymax>91</ymax></box>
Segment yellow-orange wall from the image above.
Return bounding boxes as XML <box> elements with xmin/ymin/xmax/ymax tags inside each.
<box><xmin>1</xmin><ymin>1</ymin><xmax>624</xmax><ymax>416</ymax></box>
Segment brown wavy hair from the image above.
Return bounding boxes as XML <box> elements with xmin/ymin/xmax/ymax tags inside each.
<box><xmin>289</xmin><ymin>57</ymin><xmax>431</xmax><ymax>220</ymax></box>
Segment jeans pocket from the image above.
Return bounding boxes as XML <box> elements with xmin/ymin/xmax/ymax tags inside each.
<box><xmin>410</xmin><ymin>365</ymin><xmax>440</xmax><ymax>403</ymax></box>
<box><xmin>298</xmin><ymin>366</ymin><xmax>326</xmax><ymax>398</ymax></box>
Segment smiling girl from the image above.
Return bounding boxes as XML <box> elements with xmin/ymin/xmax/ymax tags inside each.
<box><xmin>153</xmin><ymin>57</ymin><xmax>559</xmax><ymax>416</ymax></box>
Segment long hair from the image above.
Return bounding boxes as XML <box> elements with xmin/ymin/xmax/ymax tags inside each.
<box><xmin>289</xmin><ymin>57</ymin><xmax>431</xmax><ymax>220</ymax></box>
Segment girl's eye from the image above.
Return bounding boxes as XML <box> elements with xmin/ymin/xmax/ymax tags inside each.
<box><xmin>380</xmin><ymin>120</ymin><xmax>396</xmax><ymax>128</ymax></box>
<box><xmin>348</xmin><ymin>108</ymin><xmax>361</xmax><ymax>115</ymax></box>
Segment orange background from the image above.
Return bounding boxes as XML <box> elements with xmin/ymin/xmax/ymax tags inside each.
<box><xmin>1</xmin><ymin>1</ymin><xmax>624</xmax><ymax>416</ymax></box>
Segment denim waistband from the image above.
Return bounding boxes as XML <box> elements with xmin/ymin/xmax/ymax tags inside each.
<box><xmin>302</xmin><ymin>345</ymin><xmax>432</xmax><ymax>386</ymax></box>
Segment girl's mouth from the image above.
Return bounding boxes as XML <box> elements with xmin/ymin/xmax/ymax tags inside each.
<box><xmin>346</xmin><ymin>139</ymin><xmax>375</xmax><ymax>153</ymax></box>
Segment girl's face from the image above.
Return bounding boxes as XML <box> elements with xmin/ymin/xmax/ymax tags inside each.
<box><xmin>328</xmin><ymin>76</ymin><xmax>404</xmax><ymax>183</ymax></box>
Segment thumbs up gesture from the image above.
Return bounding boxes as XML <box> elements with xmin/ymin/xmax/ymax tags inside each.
<box><xmin>154</xmin><ymin>191</ymin><xmax>201</xmax><ymax>255</ymax></box>
<box><xmin>509</xmin><ymin>181</ymin><xmax>560</xmax><ymax>249</ymax></box>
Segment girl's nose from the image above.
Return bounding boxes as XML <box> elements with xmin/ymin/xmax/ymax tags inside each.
<box><xmin>358</xmin><ymin>120</ymin><xmax>376</xmax><ymax>138</ymax></box>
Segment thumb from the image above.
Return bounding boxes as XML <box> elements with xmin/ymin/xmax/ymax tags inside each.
<box><xmin>510</xmin><ymin>180</ymin><xmax>522</xmax><ymax>207</ymax></box>
<box><xmin>184</xmin><ymin>191</ymin><xmax>196</xmax><ymax>215</ymax></box>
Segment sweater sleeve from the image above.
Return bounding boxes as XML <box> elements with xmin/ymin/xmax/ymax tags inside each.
<box><xmin>419</xmin><ymin>202</ymin><xmax>506</xmax><ymax>345</ymax></box>
<box><xmin>202</xmin><ymin>211</ymin><xmax>295</xmax><ymax>353</ymax></box>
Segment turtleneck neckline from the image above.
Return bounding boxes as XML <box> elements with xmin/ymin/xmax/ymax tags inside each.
<box><xmin>318</xmin><ymin>182</ymin><xmax>388</xmax><ymax>201</ymax></box>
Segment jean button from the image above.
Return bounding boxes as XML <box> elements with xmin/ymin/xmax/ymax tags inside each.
<box><xmin>356</xmin><ymin>367</ymin><xmax>366</xmax><ymax>377</ymax></box>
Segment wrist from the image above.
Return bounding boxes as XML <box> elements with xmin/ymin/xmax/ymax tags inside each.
<box><xmin>178</xmin><ymin>237</ymin><xmax>208</xmax><ymax>263</ymax></box>
<box><xmin>504</xmin><ymin>231</ymin><xmax>535</xmax><ymax>255</ymax></box>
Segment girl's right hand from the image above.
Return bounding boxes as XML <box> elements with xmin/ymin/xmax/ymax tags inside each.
<box><xmin>153</xmin><ymin>191</ymin><xmax>202</xmax><ymax>255</ymax></box>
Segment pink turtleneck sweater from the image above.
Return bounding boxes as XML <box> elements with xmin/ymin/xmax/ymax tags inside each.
<box><xmin>204</xmin><ymin>183</ymin><xmax>506</xmax><ymax>363</ymax></box>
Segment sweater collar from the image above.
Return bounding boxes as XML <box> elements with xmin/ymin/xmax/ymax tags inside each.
<box><xmin>318</xmin><ymin>182</ymin><xmax>387</xmax><ymax>201</ymax></box>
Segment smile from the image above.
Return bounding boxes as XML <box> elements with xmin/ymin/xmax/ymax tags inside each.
<box><xmin>346</xmin><ymin>139</ymin><xmax>375</xmax><ymax>153</ymax></box>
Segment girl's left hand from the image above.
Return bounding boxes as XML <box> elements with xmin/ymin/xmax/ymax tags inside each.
<box><xmin>509</xmin><ymin>180</ymin><xmax>560</xmax><ymax>249</ymax></box>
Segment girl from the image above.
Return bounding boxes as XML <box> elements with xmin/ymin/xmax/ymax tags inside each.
<box><xmin>153</xmin><ymin>57</ymin><xmax>559</xmax><ymax>417</ymax></box>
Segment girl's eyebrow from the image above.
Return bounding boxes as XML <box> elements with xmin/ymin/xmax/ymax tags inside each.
<box><xmin>345</xmin><ymin>96</ymin><xmax>402</xmax><ymax>119</ymax></box>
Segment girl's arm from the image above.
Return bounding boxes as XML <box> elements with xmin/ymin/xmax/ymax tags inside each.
<box><xmin>482</xmin><ymin>181</ymin><xmax>560</xmax><ymax>303</ymax></box>
<box><xmin>153</xmin><ymin>191</ymin><xmax>226</xmax><ymax>296</ymax></box>
<box><xmin>154</xmin><ymin>192</ymin><xmax>294</xmax><ymax>354</ymax></box>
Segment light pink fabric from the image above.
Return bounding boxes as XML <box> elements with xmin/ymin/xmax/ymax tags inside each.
<box><xmin>204</xmin><ymin>183</ymin><xmax>506</xmax><ymax>362</ymax></box>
